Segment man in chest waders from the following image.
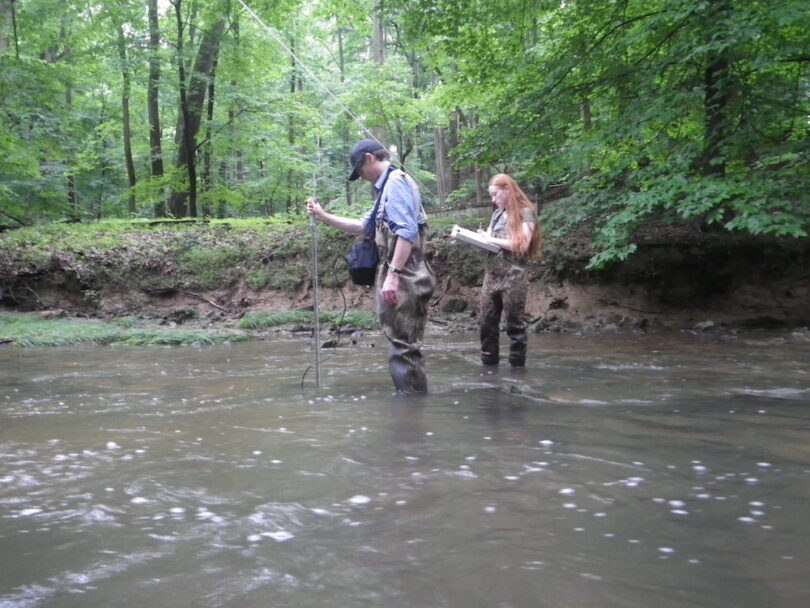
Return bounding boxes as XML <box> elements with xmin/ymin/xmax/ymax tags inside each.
<box><xmin>306</xmin><ymin>139</ymin><xmax>436</xmax><ymax>394</ymax></box>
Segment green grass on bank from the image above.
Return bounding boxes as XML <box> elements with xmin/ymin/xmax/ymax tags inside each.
<box><xmin>238</xmin><ymin>310</ymin><xmax>378</xmax><ymax>331</ymax></box>
<box><xmin>0</xmin><ymin>313</ymin><xmax>253</xmax><ymax>347</ymax></box>
<box><xmin>0</xmin><ymin>309</ymin><xmax>380</xmax><ymax>347</ymax></box>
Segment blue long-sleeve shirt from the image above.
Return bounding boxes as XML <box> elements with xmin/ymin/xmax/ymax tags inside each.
<box><xmin>362</xmin><ymin>168</ymin><xmax>426</xmax><ymax>243</ymax></box>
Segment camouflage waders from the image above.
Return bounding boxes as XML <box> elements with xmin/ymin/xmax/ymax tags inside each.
<box><xmin>479</xmin><ymin>251</ymin><xmax>529</xmax><ymax>367</ymax></box>
<box><xmin>374</xmin><ymin>222</ymin><xmax>436</xmax><ymax>393</ymax></box>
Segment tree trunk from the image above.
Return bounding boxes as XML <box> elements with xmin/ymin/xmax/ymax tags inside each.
<box><xmin>701</xmin><ymin>0</ymin><xmax>733</xmax><ymax>177</ymax></box>
<box><xmin>372</xmin><ymin>0</ymin><xmax>385</xmax><ymax>64</ymax></box>
<box><xmin>217</xmin><ymin>160</ymin><xmax>227</xmax><ymax>218</ymax></box>
<box><xmin>471</xmin><ymin>113</ymin><xmax>484</xmax><ymax>206</ymax></box>
<box><xmin>169</xmin><ymin>9</ymin><xmax>226</xmax><ymax>218</ymax></box>
<box><xmin>337</xmin><ymin>19</ymin><xmax>351</xmax><ymax>207</ymax></box>
<box><xmin>448</xmin><ymin>110</ymin><xmax>460</xmax><ymax>193</ymax></box>
<box><xmin>232</xmin><ymin>19</ymin><xmax>244</xmax><ymax>185</ymax></box>
<box><xmin>66</xmin><ymin>86</ymin><xmax>78</xmax><ymax>218</ymax></box>
<box><xmin>0</xmin><ymin>0</ymin><xmax>10</xmax><ymax>52</ymax></box>
<box><xmin>1</xmin><ymin>0</ymin><xmax>17</xmax><ymax>58</ymax></box>
<box><xmin>147</xmin><ymin>0</ymin><xmax>165</xmax><ymax>217</ymax></box>
<box><xmin>117</xmin><ymin>25</ymin><xmax>137</xmax><ymax>215</ymax></box>
<box><xmin>96</xmin><ymin>95</ymin><xmax>109</xmax><ymax>220</ymax></box>
<box><xmin>582</xmin><ymin>98</ymin><xmax>592</xmax><ymax>131</ymax></box>
<box><xmin>286</xmin><ymin>33</ymin><xmax>299</xmax><ymax>213</ymax></box>
<box><xmin>171</xmin><ymin>0</ymin><xmax>194</xmax><ymax>217</ymax></box>
<box><xmin>370</xmin><ymin>1</ymin><xmax>386</xmax><ymax>144</ymax></box>
<box><xmin>434</xmin><ymin>127</ymin><xmax>446</xmax><ymax>207</ymax></box>
<box><xmin>202</xmin><ymin>56</ymin><xmax>217</xmax><ymax>218</ymax></box>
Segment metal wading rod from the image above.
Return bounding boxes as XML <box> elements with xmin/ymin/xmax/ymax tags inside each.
<box><xmin>310</xmin><ymin>211</ymin><xmax>322</xmax><ymax>390</ymax></box>
<box><xmin>309</xmin><ymin>136</ymin><xmax>323</xmax><ymax>390</ymax></box>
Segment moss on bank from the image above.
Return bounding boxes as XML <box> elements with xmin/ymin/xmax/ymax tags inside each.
<box><xmin>0</xmin><ymin>308</ymin><xmax>380</xmax><ymax>347</ymax></box>
<box><xmin>0</xmin><ymin>312</ymin><xmax>252</xmax><ymax>347</ymax></box>
<box><xmin>238</xmin><ymin>310</ymin><xmax>378</xmax><ymax>331</ymax></box>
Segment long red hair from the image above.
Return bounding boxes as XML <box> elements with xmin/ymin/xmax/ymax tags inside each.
<box><xmin>489</xmin><ymin>174</ymin><xmax>541</xmax><ymax>260</ymax></box>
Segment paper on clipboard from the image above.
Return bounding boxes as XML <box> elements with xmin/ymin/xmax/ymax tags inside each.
<box><xmin>450</xmin><ymin>224</ymin><xmax>500</xmax><ymax>254</ymax></box>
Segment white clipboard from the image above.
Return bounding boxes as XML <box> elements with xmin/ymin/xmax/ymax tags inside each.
<box><xmin>450</xmin><ymin>224</ymin><xmax>500</xmax><ymax>254</ymax></box>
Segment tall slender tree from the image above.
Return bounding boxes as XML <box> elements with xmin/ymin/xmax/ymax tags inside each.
<box><xmin>147</xmin><ymin>0</ymin><xmax>165</xmax><ymax>216</ymax></box>
<box><xmin>116</xmin><ymin>23</ymin><xmax>137</xmax><ymax>214</ymax></box>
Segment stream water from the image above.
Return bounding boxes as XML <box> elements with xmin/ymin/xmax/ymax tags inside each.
<box><xmin>1</xmin><ymin>330</ymin><xmax>809</xmax><ymax>608</ymax></box>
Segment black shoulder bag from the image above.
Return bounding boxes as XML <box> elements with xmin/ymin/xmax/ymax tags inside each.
<box><xmin>345</xmin><ymin>168</ymin><xmax>394</xmax><ymax>286</ymax></box>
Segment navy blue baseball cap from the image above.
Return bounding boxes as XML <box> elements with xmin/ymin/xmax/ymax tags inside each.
<box><xmin>348</xmin><ymin>139</ymin><xmax>385</xmax><ymax>181</ymax></box>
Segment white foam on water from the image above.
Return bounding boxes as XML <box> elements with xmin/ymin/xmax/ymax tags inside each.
<box><xmin>559</xmin><ymin>488</ymin><xmax>575</xmax><ymax>496</ymax></box>
<box><xmin>131</xmin><ymin>497</ymin><xmax>149</xmax><ymax>505</ymax></box>
<box><xmin>347</xmin><ymin>495</ymin><xmax>371</xmax><ymax>505</ymax></box>
<box><xmin>743</xmin><ymin>387</ymin><xmax>809</xmax><ymax>399</ymax></box>
<box><xmin>259</xmin><ymin>530</ymin><xmax>294</xmax><ymax>542</ymax></box>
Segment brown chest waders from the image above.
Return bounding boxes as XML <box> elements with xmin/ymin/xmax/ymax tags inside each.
<box><xmin>479</xmin><ymin>243</ymin><xmax>529</xmax><ymax>367</ymax></box>
<box><xmin>374</xmin><ymin>222</ymin><xmax>436</xmax><ymax>393</ymax></box>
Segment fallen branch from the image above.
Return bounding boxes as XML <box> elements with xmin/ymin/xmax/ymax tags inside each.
<box><xmin>180</xmin><ymin>290</ymin><xmax>231</xmax><ymax>312</ymax></box>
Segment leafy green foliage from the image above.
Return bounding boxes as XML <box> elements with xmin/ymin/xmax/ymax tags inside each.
<box><xmin>1</xmin><ymin>0</ymin><xmax>807</xmax><ymax>271</ymax></box>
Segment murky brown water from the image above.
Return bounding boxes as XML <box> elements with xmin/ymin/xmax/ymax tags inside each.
<box><xmin>1</xmin><ymin>330</ymin><xmax>810</xmax><ymax>607</ymax></box>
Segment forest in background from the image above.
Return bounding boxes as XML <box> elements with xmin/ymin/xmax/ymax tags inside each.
<box><xmin>1</xmin><ymin>0</ymin><xmax>808</xmax><ymax>269</ymax></box>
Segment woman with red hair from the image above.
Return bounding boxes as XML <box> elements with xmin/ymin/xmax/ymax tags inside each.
<box><xmin>478</xmin><ymin>174</ymin><xmax>541</xmax><ymax>367</ymax></box>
